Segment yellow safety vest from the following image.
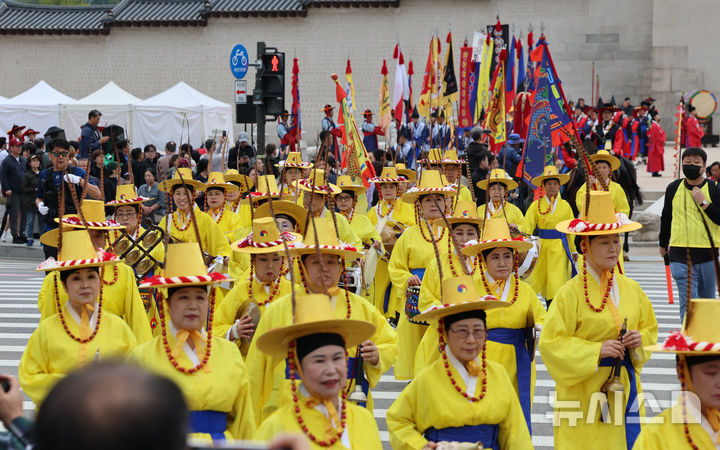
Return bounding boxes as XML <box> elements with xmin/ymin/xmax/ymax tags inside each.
<box><xmin>670</xmin><ymin>182</ymin><xmax>720</xmax><ymax>248</ymax></box>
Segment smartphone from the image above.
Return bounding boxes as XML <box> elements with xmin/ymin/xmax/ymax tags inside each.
<box><xmin>222</xmin><ymin>130</ymin><xmax>227</xmax><ymax>138</ymax></box>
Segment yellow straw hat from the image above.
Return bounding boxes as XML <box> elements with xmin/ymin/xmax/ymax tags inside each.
<box><xmin>36</xmin><ymin>229</ymin><xmax>119</xmax><ymax>272</ymax></box>
<box><xmin>394</xmin><ymin>163</ymin><xmax>416</xmax><ymax>183</ymax></box>
<box><xmin>476</xmin><ymin>168</ymin><xmax>518</xmax><ymax>191</ymax></box>
<box><xmin>254</xmin><ymin>200</ymin><xmax>308</xmax><ymax>235</ymax></box>
<box><xmin>646</xmin><ymin>299</ymin><xmax>720</xmax><ymax>355</ymax></box>
<box><xmin>462</xmin><ymin>218</ymin><xmax>533</xmax><ymax>255</ymax></box>
<box><xmin>139</xmin><ymin>242</ymin><xmax>230</xmax><ymax>288</ymax></box>
<box><xmin>369</xmin><ymin>166</ymin><xmax>404</xmax><ymax>184</ymax></box>
<box><xmin>591</xmin><ymin>150</ymin><xmax>621</xmax><ymax>171</ymax></box>
<box><xmin>334</xmin><ymin>175</ymin><xmax>367</xmax><ymax>194</ymax></box>
<box><xmin>433</xmin><ymin>200</ymin><xmax>484</xmax><ymax>228</ymax></box>
<box><xmin>555</xmin><ymin>191</ymin><xmax>641</xmax><ymax>236</ymax></box>
<box><xmin>105</xmin><ymin>184</ymin><xmax>149</xmax><ymax>206</ymax></box>
<box><xmin>289</xmin><ymin>217</ymin><xmax>363</xmax><ymax>260</ymax></box>
<box><xmin>59</xmin><ymin>199</ymin><xmax>125</xmax><ymax>230</ymax></box>
<box><xmin>205</xmin><ymin>171</ymin><xmax>239</xmax><ymax>193</ymax></box>
<box><xmin>418</xmin><ymin>148</ymin><xmax>444</xmax><ymax>165</ymax></box>
<box><xmin>255</xmin><ymin>293</ymin><xmax>376</xmax><ymax>359</ymax></box>
<box><xmin>293</xmin><ymin>169</ymin><xmax>341</xmax><ymax>195</ymax></box>
<box><xmin>413</xmin><ymin>275</ymin><xmax>509</xmax><ymax>322</ymax></box>
<box><xmin>232</xmin><ymin>217</ymin><xmax>300</xmax><ymax>254</ymax></box>
<box><xmin>530</xmin><ymin>165</ymin><xmax>570</xmax><ymax>187</ymax></box>
<box><xmin>400</xmin><ymin>169</ymin><xmax>457</xmax><ymax>202</ymax></box>
<box><xmin>158</xmin><ymin>167</ymin><xmax>206</xmax><ymax>193</ymax></box>
<box><xmin>248</xmin><ymin>175</ymin><xmax>282</xmax><ymax>201</ymax></box>
<box><xmin>276</xmin><ymin>151</ymin><xmax>313</xmax><ymax>169</ymax></box>
<box><xmin>224</xmin><ymin>169</ymin><xmax>254</xmax><ymax>191</ymax></box>
<box><xmin>441</xmin><ymin>149</ymin><xmax>464</xmax><ymax>165</ymax></box>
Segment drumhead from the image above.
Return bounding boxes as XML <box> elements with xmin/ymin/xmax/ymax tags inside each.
<box><xmin>690</xmin><ymin>90</ymin><xmax>718</xmax><ymax>119</ymax></box>
<box><xmin>363</xmin><ymin>248</ymin><xmax>379</xmax><ymax>290</ymax></box>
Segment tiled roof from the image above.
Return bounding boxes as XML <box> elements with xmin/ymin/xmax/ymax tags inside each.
<box><xmin>0</xmin><ymin>1</ymin><xmax>112</xmax><ymax>35</ymax></box>
<box><xmin>209</xmin><ymin>0</ymin><xmax>304</xmax><ymax>16</ymax></box>
<box><xmin>110</xmin><ymin>0</ymin><xmax>209</xmax><ymax>26</ymax></box>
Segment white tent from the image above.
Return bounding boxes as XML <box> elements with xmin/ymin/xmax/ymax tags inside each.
<box><xmin>0</xmin><ymin>81</ymin><xmax>76</xmax><ymax>139</ymax></box>
<box><xmin>60</xmin><ymin>81</ymin><xmax>140</xmax><ymax>141</ymax></box>
<box><xmin>132</xmin><ymin>82</ymin><xmax>233</xmax><ymax>149</ymax></box>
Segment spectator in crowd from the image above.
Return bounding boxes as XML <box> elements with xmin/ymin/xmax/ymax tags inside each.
<box><xmin>194</xmin><ymin>158</ymin><xmax>209</xmax><ymax>209</ymax></box>
<box><xmin>200</xmin><ymin>135</ymin><xmax>230</xmax><ymax>172</ymax></box>
<box><xmin>467</xmin><ymin>127</ymin><xmax>493</xmax><ymax>206</ymax></box>
<box><xmin>104</xmin><ymin>161</ymin><xmax>119</xmax><ymax>205</ymax></box>
<box><xmin>21</xmin><ymin>154</ymin><xmax>42</xmax><ymax>246</ymax></box>
<box><xmin>131</xmin><ymin>147</ymin><xmax>145</xmax><ymax>187</ymax></box>
<box><xmin>0</xmin><ymin>138</ymin><xmax>27</xmax><ymax>244</ymax></box>
<box><xmin>179</xmin><ymin>144</ymin><xmax>198</xmax><ymax>170</ymax></box>
<box><xmin>708</xmin><ymin>161</ymin><xmax>720</xmax><ymax>182</ymax></box>
<box><xmin>228</xmin><ymin>132</ymin><xmax>255</xmax><ymax>171</ymax></box>
<box><xmin>78</xmin><ymin>109</ymin><xmax>109</xmax><ymax>160</ymax></box>
<box><xmin>114</xmin><ymin>139</ymin><xmax>130</xmax><ymax>177</ymax></box>
<box><xmin>90</xmin><ymin>149</ymin><xmax>104</xmax><ymax>180</ymax></box>
<box><xmin>138</xmin><ymin>168</ymin><xmax>163</xmax><ymax>223</ymax></box>
<box><xmin>0</xmin><ymin>374</ymin><xmax>35</xmax><ymax>449</ymax></box>
<box><xmin>21</xmin><ymin>142</ymin><xmax>35</xmax><ymax>160</ymax></box>
<box><xmin>0</xmin><ymin>137</ymin><xmax>7</xmax><ymax>166</ymax></box>
<box><xmin>33</xmin><ymin>138</ymin><xmax>48</xmax><ymax>169</ymax></box>
<box><xmin>263</xmin><ymin>143</ymin><xmax>280</xmax><ymax>177</ymax></box>
<box><xmin>143</xmin><ymin>144</ymin><xmax>158</xmax><ymax>169</ymax></box>
<box><xmin>156</xmin><ymin>141</ymin><xmax>176</xmax><ymax>183</ymax></box>
<box><xmin>166</xmin><ymin>154</ymin><xmax>180</xmax><ymax>180</ymax></box>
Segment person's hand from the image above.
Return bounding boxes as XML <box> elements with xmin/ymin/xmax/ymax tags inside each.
<box><xmin>691</xmin><ymin>187</ymin><xmax>707</xmax><ymax>205</ymax></box>
<box><xmin>231</xmin><ymin>315</ymin><xmax>255</xmax><ymax>340</ymax></box>
<box><xmin>600</xmin><ymin>340</ymin><xmax>625</xmax><ymax>359</ymax></box>
<box><xmin>588</xmin><ymin>175</ymin><xmax>598</xmax><ymax>186</ymax></box>
<box><xmin>622</xmin><ymin>330</ymin><xmax>642</xmax><ymax>349</ymax></box>
<box><xmin>360</xmin><ymin>340</ymin><xmax>379</xmax><ymax>366</ymax></box>
<box><xmin>142</xmin><ymin>206</ymin><xmax>152</xmax><ymax>216</ymax></box>
<box><xmin>269</xmin><ymin>432</ymin><xmax>311</xmax><ymax>450</ymax></box>
<box><xmin>64</xmin><ymin>173</ymin><xmax>83</xmax><ymax>185</ymax></box>
<box><xmin>0</xmin><ymin>375</ymin><xmax>23</xmax><ymax>426</ymax></box>
<box><xmin>407</xmin><ymin>275</ymin><xmax>422</xmax><ymax>286</ymax></box>
<box><xmin>37</xmin><ymin>201</ymin><xmax>49</xmax><ymax>215</ymax></box>
<box><xmin>3</xmin><ymin>190</ymin><xmax>10</xmax><ymax>197</ymax></box>
<box><xmin>659</xmin><ymin>247</ymin><xmax>667</xmax><ymax>258</ymax></box>
<box><xmin>99</xmin><ymin>136</ymin><xmax>110</xmax><ymax>144</ymax></box>
<box><xmin>508</xmin><ymin>223</ymin><xmax>520</xmax><ymax>234</ymax></box>
<box><xmin>372</xmin><ymin>240</ymin><xmax>382</xmax><ymax>250</ymax></box>
<box><xmin>422</xmin><ymin>442</ymin><xmax>438</xmax><ymax>449</ymax></box>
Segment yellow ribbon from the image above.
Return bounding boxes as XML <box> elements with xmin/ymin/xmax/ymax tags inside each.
<box><xmin>489</xmin><ymin>278</ymin><xmax>507</xmax><ymax>298</ymax></box>
<box><xmin>465</xmin><ymin>359</ymin><xmax>481</xmax><ymax>377</ymax></box>
<box><xmin>78</xmin><ymin>303</ymin><xmax>94</xmax><ymax>363</ymax></box>
<box><xmin>172</xmin><ymin>329</ymin><xmax>210</xmax><ymax>372</ymax></box>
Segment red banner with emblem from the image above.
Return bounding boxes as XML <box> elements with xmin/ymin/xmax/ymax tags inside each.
<box><xmin>458</xmin><ymin>46</ymin><xmax>473</xmax><ymax>129</ymax></box>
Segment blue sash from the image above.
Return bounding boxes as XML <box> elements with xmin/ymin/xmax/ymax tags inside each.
<box><xmin>535</xmin><ymin>227</ymin><xmax>577</xmax><ymax>277</ymax></box>
<box><xmin>487</xmin><ymin>327</ymin><xmax>532</xmax><ymax>433</ymax></box>
<box><xmin>189</xmin><ymin>410</ymin><xmax>226</xmax><ymax>442</ymax></box>
<box><xmin>383</xmin><ymin>268</ymin><xmax>426</xmax><ymax>314</ymax></box>
<box><xmin>424</xmin><ymin>424</ymin><xmax>499</xmax><ymax>450</ymax></box>
<box><xmin>284</xmin><ymin>356</ymin><xmax>370</xmax><ymax>408</ymax></box>
<box><xmin>599</xmin><ymin>356</ymin><xmax>640</xmax><ymax>449</ymax></box>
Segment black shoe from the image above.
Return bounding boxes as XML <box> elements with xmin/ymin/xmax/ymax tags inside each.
<box><xmin>19</xmin><ymin>235</ymin><xmax>28</xmax><ymax>243</ymax></box>
<box><xmin>12</xmin><ymin>237</ymin><xmax>23</xmax><ymax>244</ymax></box>
<box><xmin>33</xmin><ymin>233</ymin><xmax>40</xmax><ymax>239</ymax></box>
<box><xmin>652</xmin><ymin>173</ymin><xmax>662</xmax><ymax>177</ymax></box>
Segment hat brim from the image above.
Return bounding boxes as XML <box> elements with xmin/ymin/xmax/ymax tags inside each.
<box><xmin>591</xmin><ymin>155</ymin><xmax>621</xmax><ymax>171</ymax></box>
<box><xmin>138</xmin><ymin>272</ymin><xmax>230</xmax><ymax>289</ymax></box>
<box><xmin>225</xmin><ymin>174</ymin><xmax>254</xmax><ymax>191</ymax></box>
<box><xmin>644</xmin><ymin>344</ymin><xmax>720</xmax><ymax>356</ymax></box>
<box><xmin>396</xmin><ymin>170</ymin><xmax>416</xmax><ymax>183</ymax></box>
<box><xmin>400</xmin><ymin>187</ymin><xmax>457</xmax><ymax>203</ymax></box>
<box><xmin>476</xmin><ymin>178</ymin><xmax>518</xmax><ymax>191</ymax></box>
<box><xmin>35</xmin><ymin>251</ymin><xmax>119</xmax><ymax>272</ymax></box>
<box><xmin>254</xmin><ymin>201</ymin><xmax>308</xmax><ymax>235</ymax></box>
<box><xmin>462</xmin><ymin>238</ymin><xmax>533</xmax><ymax>255</ymax></box>
<box><xmin>369</xmin><ymin>177</ymin><xmax>403</xmax><ymax>184</ymax></box>
<box><xmin>206</xmin><ymin>182</ymin><xmax>239</xmax><ymax>193</ymax></box>
<box><xmin>256</xmin><ymin>318</ymin><xmax>376</xmax><ymax>360</ymax></box>
<box><xmin>554</xmin><ymin>219</ymin><xmax>642</xmax><ymax>236</ymax></box>
<box><xmin>56</xmin><ymin>216</ymin><xmax>126</xmax><ymax>231</ymax></box>
<box><xmin>335</xmin><ymin>185</ymin><xmax>367</xmax><ymax>194</ymax></box>
<box><xmin>106</xmin><ymin>196</ymin><xmax>151</xmax><ymax>207</ymax></box>
<box><xmin>231</xmin><ymin>232</ymin><xmax>302</xmax><ymax>254</ymax></box>
<box><xmin>158</xmin><ymin>178</ymin><xmax>206</xmax><ymax>193</ymax></box>
<box><xmin>277</xmin><ymin>162</ymin><xmax>314</xmax><ymax>169</ymax></box>
<box><xmin>530</xmin><ymin>173</ymin><xmax>570</xmax><ymax>187</ymax></box>
<box><xmin>433</xmin><ymin>216</ymin><xmax>484</xmax><ymax>228</ymax></box>
<box><xmin>294</xmin><ymin>180</ymin><xmax>341</xmax><ymax>195</ymax></box>
<box><xmin>414</xmin><ymin>298</ymin><xmax>510</xmax><ymax>322</ymax></box>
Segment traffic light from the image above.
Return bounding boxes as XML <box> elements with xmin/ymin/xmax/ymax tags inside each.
<box><xmin>261</xmin><ymin>50</ymin><xmax>285</xmax><ymax>117</ymax></box>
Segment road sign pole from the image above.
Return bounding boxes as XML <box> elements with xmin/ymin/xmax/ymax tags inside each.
<box><xmin>256</xmin><ymin>41</ymin><xmax>266</xmax><ymax>159</ymax></box>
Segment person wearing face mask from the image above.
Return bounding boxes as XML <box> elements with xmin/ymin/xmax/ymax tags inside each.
<box><xmin>659</xmin><ymin>147</ymin><xmax>720</xmax><ymax>322</ymax></box>
<box><xmin>634</xmin><ymin>299</ymin><xmax>720</xmax><ymax>449</ymax></box>
<box><xmin>540</xmin><ymin>191</ymin><xmax>657</xmax><ymax>450</ymax></box>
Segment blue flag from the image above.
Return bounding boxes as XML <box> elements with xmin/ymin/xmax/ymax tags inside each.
<box><xmin>517</xmin><ymin>39</ymin><xmax>526</xmax><ymax>92</ymax></box>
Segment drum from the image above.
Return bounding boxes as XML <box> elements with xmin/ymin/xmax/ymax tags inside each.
<box><xmin>236</xmin><ymin>302</ymin><xmax>260</xmax><ymax>356</ymax></box>
<box><xmin>689</xmin><ymin>90</ymin><xmax>718</xmax><ymax>120</ymax></box>
<box><xmin>338</xmin><ymin>266</ymin><xmax>363</xmax><ymax>295</ymax></box>
<box><xmin>404</xmin><ymin>286</ymin><xmax>428</xmax><ymax>325</ymax></box>
<box><xmin>362</xmin><ymin>247</ymin><xmax>380</xmax><ymax>290</ymax></box>
<box><xmin>517</xmin><ymin>235</ymin><xmax>541</xmax><ymax>279</ymax></box>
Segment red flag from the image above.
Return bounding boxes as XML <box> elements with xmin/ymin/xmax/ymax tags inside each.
<box><xmin>458</xmin><ymin>46</ymin><xmax>473</xmax><ymax>128</ymax></box>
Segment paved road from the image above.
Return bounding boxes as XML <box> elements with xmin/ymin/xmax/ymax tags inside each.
<box><xmin>0</xmin><ymin>258</ymin><xmax>681</xmax><ymax>448</ymax></box>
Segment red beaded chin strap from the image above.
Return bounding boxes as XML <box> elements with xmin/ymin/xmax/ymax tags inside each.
<box><xmin>415</xmin><ymin>200</ymin><xmax>447</xmax><ymax>243</ymax></box>
<box><xmin>678</xmin><ymin>357</ymin><xmax>701</xmax><ymax>450</ymax></box>
<box><xmin>288</xmin><ymin>342</ymin><xmax>347</xmax><ymax>446</ymax></box>
<box><xmin>53</xmin><ymin>268</ymin><xmax>104</xmax><ymax>343</ymax></box>
<box><xmin>172</xmin><ymin>209</ymin><xmax>192</xmax><ymax>232</ymax></box>
<box><xmin>156</xmin><ymin>287</ymin><xmax>216</xmax><ymax>374</ymax></box>
<box><xmin>102</xmin><ymin>264</ymin><xmax>119</xmax><ymax>286</ymax></box>
<box><xmin>580</xmin><ymin>238</ymin><xmax>615</xmax><ymax>313</ymax></box>
<box><xmin>247</xmin><ymin>258</ymin><xmax>284</xmax><ymax>307</ymax></box>
<box><xmin>447</xmin><ymin>235</ymin><xmax>478</xmax><ymax>277</ymax></box>
<box><xmin>537</xmin><ymin>195</ymin><xmax>553</xmax><ymax>216</ymax></box>
<box><xmin>478</xmin><ymin>251</ymin><xmax>520</xmax><ymax>305</ymax></box>
<box><xmin>210</xmin><ymin>202</ymin><xmax>227</xmax><ymax>225</ymax></box>
<box><xmin>438</xmin><ymin>319</ymin><xmax>487</xmax><ymax>402</ymax></box>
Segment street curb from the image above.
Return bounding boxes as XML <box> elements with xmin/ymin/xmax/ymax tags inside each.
<box><xmin>0</xmin><ymin>244</ymin><xmax>44</xmax><ymax>260</ymax></box>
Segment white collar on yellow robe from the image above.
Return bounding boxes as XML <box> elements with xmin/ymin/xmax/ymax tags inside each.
<box><xmin>298</xmin><ymin>384</ymin><xmax>351</xmax><ymax>448</ymax></box>
<box><xmin>447</xmin><ymin>346</ymin><xmax>478</xmax><ymax>396</ymax></box>
<box><xmin>169</xmin><ymin>320</ymin><xmax>207</xmax><ymax>366</ymax></box>
<box><xmin>65</xmin><ymin>300</ymin><xmax>99</xmax><ymax>330</ymax></box>
<box><xmin>586</xmin><ymin>263</ymin><xmax>620</xmax><ymax>307</ymax></box>
<box><xmin>486</xmin><ymin>200</ymin><xmax>504</xmax><ymax>218</ymax></box>
<box><xmin>543</xmin><ymin>195</ymin><xmax>559</xmax><ymax>215</ymax></box>
<box><xmin>483</xmin><ymin>271</ymin><xmax>512</xmax><ymax>302</ymax></box>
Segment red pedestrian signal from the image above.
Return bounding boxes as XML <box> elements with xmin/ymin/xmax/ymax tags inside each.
<box><xmin>271</xmin><ymin>55</ymin><xmax>279</xmax><ymax>72</ymax></box>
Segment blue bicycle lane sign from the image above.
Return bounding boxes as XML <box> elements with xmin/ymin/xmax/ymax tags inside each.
<box><xmin>230</xmin><ymin>44</ymin><xmax>249</xmax><ymax>79</ymax></box>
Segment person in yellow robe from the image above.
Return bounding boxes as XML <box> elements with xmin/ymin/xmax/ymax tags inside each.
<box><xmin>37</xmin><ymin>201</ymin><xmax>152</xmax><ymax>343</ymax></box>
<box><xmin>539</xmin><ymin>191</ymin><xmax>658</xmax><ymax>450</ymax></box>
<box><xmin>158</xmin><ymin>167</ymin><xmax>230</xmax><ymax>259</ymax></box>
<box><xmin>422</xmin><ymin>148</ymin><xmax>473</xmax><ymax>209</ymax></box>
<box><xmin>214</xmin><ymin>218</ymin><xmax>296</xmax><ymax>355</ymax></box>
<box><xmin>254</xmin><ymin>293</ymin><xmax>382</xmax><ymax>449</ymax></box>
<box><xmin>20</xmin><ymin>230</ymin><xmax>137</xmax><ymax>405</ymax></box>
<box><xmin>245</xmin><ymin>217</ymin><xmax>398</xmax><ymax>423</ymax></box>
<box><xmin>255</xmin><ymin>199</ymin><xmax>307</xmax><ymax>235</ymax></box>
<box><xmin>224</xmin><ymin>169</ymin><xmax>254</xmax><ymax>230</ymax></box>
<box><xmin>277</xmin><ymin>151</ymin><xmax>312</xmax><ymax>202</ymax></box>
<box><xmin>459</xmin><ymin>217</ymin><xmax>546</xmax><ymax>432</ymax></box>
<box><xmin>130</xmin><ymin>242</ymin><xmax>255</xmax><ymax>442</ymax></box>
<box><xmin>368</xmin><ymin>167</ymin><xmax>415</xmax><ymax>319</ymax></box>
<box><xmin>389</xmin><ymin>170</ymin><xmax>455</xmax><ymax>380</ymax></box>
<box><xmin>525</xmin><ymin>165</ymin><xmax>577</xmax><ymax>307</ymax></box>
<box><xmin>634</xmin><ymin>299</ymin><xmax>720</xmax><ymax>449</ymax></box>
<box><xmin>394</xmin><ymin>163</ymin><xmax>416</xmax><ymax>196</ymax></box>
<box><xmin>386</xmin><ymin>276</ymin><xmax>533</xmax><ymax>450</ymax></box>
<box><xmin>477</xmin><ymin>168</ymin><xmax>529</xmax><ymax>234</ymax></box>
<box><xmin>204</xmin><ymin>171</ymin><xmax>243</xmax><ymax>241</ymax></box>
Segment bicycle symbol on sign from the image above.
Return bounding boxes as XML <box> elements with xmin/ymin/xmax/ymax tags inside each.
<box><xmin>232</xmin><ymin>49</ymin><xmax>247</xmax><ymax>67</ymax></box>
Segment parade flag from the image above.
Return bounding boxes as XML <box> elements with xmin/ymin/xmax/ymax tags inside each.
<box><xmin>345</xmin><ymin>59</ymin><xmax>356</xmax><ymax>112</ymax></box>
<box><xmin>505</xmin><ymin>36</ymin><xmax>516</xmax><ymax>114</ymax></box>
<box><xmin>392</xmin><ymin>45</ymin><xmax>409</xmax><ymax>123</ymax></box>
<box><xmin>516</xmin><ymin>37</ymin><xmax>526</xmax><ymax>92</ymax></box>
<box><xmin>442</xmin><ymin>32</ymin><xmax>459</xmax><ymax>105</ymax></box>
<box><xmin>477</xmin><ymin>33</ymin><xmax>494</xmax><ymax>119</ymax></box>
<box><xmin>333</xmin><ymin>73</ymin><xmax>376</xmax><ymax>186</ymax></box>
<box><xmin>406</xmin><ymin>60</ymin><xmax>414</xmax><ymax>123</ymax></box>
<box><xmin>483</xmin><ymin>51</ymin><xmax>506</xmax><ymax>150</ymax></box>
<box><xmin>290</xmin><ymin>57</ymin><xmax>302</xmax><ymax>152</ymax></box>
<box><xmin>534</xmin><ymin>37</ymin><xmax>574</xmax><ymax>145</ymax></box>
<box><xmin>458</xmin><ymin>45</ymin><xmax>474</xmax><ymax>129</ymax></box>
<box><xmin>525</xmin><ymin>31</ymin><xmax>536</xmax><ymax>93</ymax></box>
<box><xmin>379</xmin><ymin>60</ymin><xmax>391</xmax><ymax>131</ymax></box>
<box><xmin>418</xmin><ymin>34</ymin><xmax>441</xmax><ymax>118</ymax></box>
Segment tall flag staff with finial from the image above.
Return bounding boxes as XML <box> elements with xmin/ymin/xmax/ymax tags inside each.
<box><xmin>392</xmin><ymin>45</ymin><xmax>409</xmax><ymax>125</ymax></box>
<box><xmin>406</xmin><ymin>60</ymin><xmax>414</xmax><ymax>124</ymax></box>
<box><xmin>345</xmin><ymin>59</ymin><xmax>357</xmax><ymax>113</ymax></box>
<box><xmin>290</xmin><ymin>57</ymin><xmax>302</xmax><ymax>153</ymax></box>
<box><xmin>379</xmin><ymin>60</ymin><xmax>391</xmax><ymax>135</ymax></box>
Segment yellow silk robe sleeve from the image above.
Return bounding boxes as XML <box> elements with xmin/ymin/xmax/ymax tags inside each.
<box><xmin>386</xmin><ymin>359</ymin><xmax>533</xmax><ymax>450</ymax></box>
<box><xmin>349</xmin><ymin>213</ymin><xmax>382</xmax><ymax>248</ymax></box>
<box><xmin>37</xmin><ymin>265</ymin><xmax>152</xmax><ymax>343</ymax></box>
<box><xmin>255</xmin><ymin>398</ymin><xmax>382</xmax><ymax>449</ymax></box>
<box><xmin>633</xmin><ymin>404</ymin><xmax>716</xmax><ymax>450</ymax></box>
<box><xmin>19</xmin><ymin>310</ymin><xmax>137</xmax><ymax>405</ymax></box>
<box><xmin>167</xmin><ymin>207</ymin><xmax>231</xmax><ymax>258</ymax></box>
<box><xmin>129</xmin><ymin>334</ymin><xmax>255</xmax><ymax>440</ymax></box>
<box><xmin>332</xmin><ymin>212</ymin><xmax>362</xmax><ymax>250</ymax></box>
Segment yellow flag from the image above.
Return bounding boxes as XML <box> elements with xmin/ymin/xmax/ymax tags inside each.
<box><xmin>379</xmin><ymin>60</ymin><xmax>391</xmax><ymax>130</ymax></box>
<box><xmin>345</xmin><ymin>59</ymin><xmax>356</xmax><ymax>112</ymax></box>
<box><xmin>483</xmin><ymin>63</ymin><xmax>506</xmax><ymax>145</ymax></box>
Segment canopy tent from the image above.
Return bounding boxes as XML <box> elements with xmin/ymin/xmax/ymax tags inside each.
<box><xmin>0</xmin><ymin>81</ymin><xmax>76</xmax><ymax>139</ymax></box>
<box><xmin>132</xmin><ymin>81</ymin><xmax>233</xmax><ymax>148</ymax></box>
<box><xmin>60</xmin><ymin>81</ymin><xmax>141</xmax><ymax>141</ymax></box>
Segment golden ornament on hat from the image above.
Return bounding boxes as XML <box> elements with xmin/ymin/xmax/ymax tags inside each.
<box><xmin>205</xmin><ymin>171</ymin><xmax>239</xmax><ymax>193</ymax></box>
<box><xmin>232</xmin><ymin>217</ymin><xmax>300</xmax><ymax>254</ymax></box>
<box><xmin>433</xmin><ymin>200</ymin><xmax>484</xmax><ymax>228</ymax></box>
<box><xmin>476</xmin><ymin>168</ymin><xmax>518</xmax><ymax>191</ymax></box>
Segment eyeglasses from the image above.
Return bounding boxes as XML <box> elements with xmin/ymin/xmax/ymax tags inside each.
<box><xmin>336</xmin><ymin>194</ymin><xmax>354</xmax><ymax>201</ymax></box>
<box><xmin>449</xmin><ymin>327</ymin><xmax>487</xmax><ymax>339</ymax></box>
<box><xmin>52</xmin><ymin>151</ymin><xmax>69</xmax><ymax>157</ymax></box>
